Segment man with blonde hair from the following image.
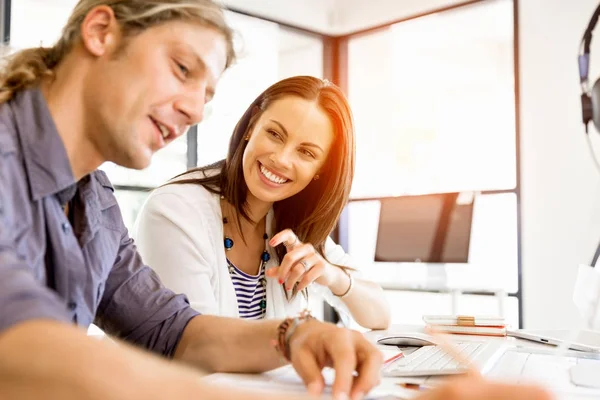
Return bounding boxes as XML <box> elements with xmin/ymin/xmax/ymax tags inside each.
<box><xmin>0</xmin><ymin>1</ymin><xmax>552</xmax><ymax>399</ymax></box>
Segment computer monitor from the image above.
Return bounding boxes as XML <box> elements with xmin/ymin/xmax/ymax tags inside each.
<box><xmin>374</xmin><ymin>192</ymin><xmax>475</xmax><ymax>263</ymax></box>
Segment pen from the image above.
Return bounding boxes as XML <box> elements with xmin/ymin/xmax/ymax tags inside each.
<box><xmin>397</xmin><ymin>383</ymin><xmax>427</xmax><ymax>391</ymax></box>
<box><xmin>383</xmin><ymin>351</ymin><xmax>404</xmax><ymax>366</ymax></box>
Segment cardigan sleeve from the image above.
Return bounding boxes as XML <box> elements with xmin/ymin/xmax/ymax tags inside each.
<box><xmin>133</xmin><ymin>187</ymin><xmax>220</xmax><ymax>315</ymax></box>
<box><xmin>310</xmin><ymin>236</ymin><xmax>360</xmax><ymax>322</ymax></box>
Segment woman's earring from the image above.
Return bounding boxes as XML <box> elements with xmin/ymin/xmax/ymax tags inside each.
<box><xmin>244</xmin><ymin>135</ymin><xmax>250</xmax><ymax>141</ymax></box>
<box><xmin>313</xmin><ymin>174</ymin><xmax>320</xmax><ymax>181</ymax></box>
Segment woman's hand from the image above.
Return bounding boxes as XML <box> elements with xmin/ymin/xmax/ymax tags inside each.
<box><xmin>266</xmin><ymin>229</ymin><xmax>349</xmax><ymax>295</ymax></box>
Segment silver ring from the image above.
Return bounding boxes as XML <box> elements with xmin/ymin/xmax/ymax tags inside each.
<box><xmin>300</xmin><ymin>259</ymin><xmax>310</xmax><ymax>271</ymax></box>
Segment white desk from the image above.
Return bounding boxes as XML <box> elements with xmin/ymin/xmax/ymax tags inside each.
<box><xmin>205</xmin><ymin>325</ymin><xmax>600</xmax><ymax>400</ymax></box>
<box><xmin>368</xmin><ymin>325</ymin><xmax>600</xmax><ymax>399</ymax></box>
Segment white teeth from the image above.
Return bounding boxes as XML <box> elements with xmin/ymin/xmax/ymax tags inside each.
<box><xmin>157</xmin><ymin>123</ymin><xmax>169</xmax><ymax>139</ymax></box>
<box><xmin>260</xmin><ymin>164</ymin><xmax>288</xmax><ymax>184</ymax></box>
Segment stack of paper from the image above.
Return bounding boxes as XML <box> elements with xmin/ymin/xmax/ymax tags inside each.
<box><xmin>423</xmin><ymin>315</ymin><xmax>507</xmax><ymax>336</ymax></box>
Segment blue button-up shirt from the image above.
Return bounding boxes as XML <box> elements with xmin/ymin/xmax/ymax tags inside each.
<box><xmin>0</xmin><ymin>88</ymin><xmax>199</xmax><ymax>357</ymax></box>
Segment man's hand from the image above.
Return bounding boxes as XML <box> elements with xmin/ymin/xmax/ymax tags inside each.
<box><xmin>415</xmin><ymin>376</ymin><xmax>553</xmax><ymax>400</ymax></box>
<box><xmin>287</xmin><ymin>320</ymin><xmax>383</xmax><ymax>400</ymax></box>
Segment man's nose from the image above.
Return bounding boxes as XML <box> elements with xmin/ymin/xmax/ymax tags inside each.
<box><xmin>175</xmin><ymin>86</ymin><xmax>207</xmax><ymax>126</ymax></box>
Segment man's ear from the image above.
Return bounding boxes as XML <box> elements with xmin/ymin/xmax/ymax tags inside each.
<box><xmin>79</xmin><ymin>5</ymin><xmax>120</xmax><ymax>57</ymax></box>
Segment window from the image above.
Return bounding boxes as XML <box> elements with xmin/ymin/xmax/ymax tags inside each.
<box><xmin>10</xmin><ymin>0</ymin><xmax>78</xmax><ymax>49</ymax></box>
<box><xmin>196</xmin><ymin>12</ymin><xmax>323</xmax><ymax>167</ymax></box>
<box><xmin>101</xmin><ymin>135</ymin><xmax>189</xmax><ymax>189</ymax></box>
<box><xmin>114</xmin><ymin>189</ymin><xmax>153</xmax><ymax>234</ymax></box>
<box><xmin>348</xmin><ymin>0</ymin><xmax>515</xmax><ymax>198</ymax></box>
<box><xmin>344</xmin><ymin>0</ymin><xmax>519</xmax><ymax>324</ymax></box>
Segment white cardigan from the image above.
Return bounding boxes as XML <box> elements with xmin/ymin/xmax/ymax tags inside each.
<box><xmin>132</xmin><ymin>174</ymin><xmax>356</xmax><ymax>320</ymax></box>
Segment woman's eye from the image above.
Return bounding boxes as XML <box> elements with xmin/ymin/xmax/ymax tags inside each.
<box><xmin>301</xmin><ymin>149</ymin><xmax>315</xmax><ymax>158</ymax></box>
<box><xmin>177</xmin><ymin>63</ymin><xmax>189</xmax><ymax>77</ymax></box>
<box><xmin>268</xmin><ymin>130</ymin><xmax>282</xmax><ymax>140</ymax></box>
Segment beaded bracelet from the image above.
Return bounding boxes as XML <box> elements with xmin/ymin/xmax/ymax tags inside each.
<box><xmin>272</xmin><ymin>309</ymin><xmax>315</xmax><ymax>362</ymax></box>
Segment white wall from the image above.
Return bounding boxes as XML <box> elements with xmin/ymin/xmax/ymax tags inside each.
<box><xmin>519</xmin><ymin>0</ymin><xmax>600</xmax><ymax>329</ymax></box>
<box><xmin>10</xmin><ymin>0</ymin><xmax>78</xmax><ymax>48</ymax></box>
<box><xmin>277</xmin><ymin>30</ymin><xmax>323</xmax><ymax>80</ymax></box>
<box><xmin>278</xmin><ymin>45</ymin><xmax>323</xmax><ymax>80</ymax></box>
<box><xmin>336</xmin><ymin>0</ymin><xmax>466</xmax><ymax>34</ymax></box>
<box><xmin>222</xmin><ymin>0</ymin><xmax>337</xmax><ymax>34</ymax></box>
<box><xmin>222</xmin><ymin>0</ymin><xmax>467</xmax><ymax>35</ymax></box>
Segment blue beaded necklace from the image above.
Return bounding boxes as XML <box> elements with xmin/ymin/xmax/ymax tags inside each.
<box><xmin>223</xmin><ymin>216</ymin><xmax>270</xmax><ymax>311</ymax></box>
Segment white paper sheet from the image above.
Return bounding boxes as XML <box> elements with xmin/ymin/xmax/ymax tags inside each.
<box><xmin>204</xmin><ymin>365</ymin><xmax>418</xmax><ymax>399</ymax></box>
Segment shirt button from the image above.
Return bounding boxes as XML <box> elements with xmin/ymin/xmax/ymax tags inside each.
<box><xmin>68</xmin><ymin>302</ymin><xmax>77</xmax><ymax>310</ymax></box>
<box><xmin>62</xmin><ymin>222</ymin><xmax>70</xmax><ymax>233</ymax></box>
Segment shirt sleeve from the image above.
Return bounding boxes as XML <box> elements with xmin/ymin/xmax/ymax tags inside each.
<box><xmin>323</xmin><ymin>236</ymin><xmax>355</xmax><ymax>271</ymax></box>
<box><xmin>311</xmin><ymin>236</ymin><xmax>358</xmax><ymax>320</ymax></box>
<box><xmin>133</xmin><ymin>188</ymin><xmax>220</xmax><ymax>316</ymax></box>
<box><xmin>94</xmin><ymin>212</ymin><xmax>200</xmax><ymax>358</ymax></box>
<box><xmin>0</xmin><ymin>153</ymin><xmax>72</xmax><ymax>334</ymax></box>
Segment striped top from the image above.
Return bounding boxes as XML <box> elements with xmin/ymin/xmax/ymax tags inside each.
<box><xmin>227</xmin><ymin>259</ymin><xmax>267</xmax><ymax>320</ymax></box>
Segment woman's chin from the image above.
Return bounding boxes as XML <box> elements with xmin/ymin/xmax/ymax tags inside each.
<box><xmin>247</xmin><ymin>185</ymin><xmax>289</xmax><ymax>204</ymax></box>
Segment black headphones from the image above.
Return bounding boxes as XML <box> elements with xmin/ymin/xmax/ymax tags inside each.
<box><xmin>580</xmin><ymin>3</ymin><xmax>600</xmax><ymax>133</ymax></box>
<box><xmin>581</xmin><ymin>5</ymin><xmax>600</xmax><ymax>267</ymax></box>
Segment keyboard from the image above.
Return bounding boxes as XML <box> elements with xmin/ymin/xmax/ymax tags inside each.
<box><xmin>382</xmin><ymin>342</ymin><xmax>485</xmax><ymax>377</ymax></box>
